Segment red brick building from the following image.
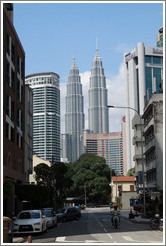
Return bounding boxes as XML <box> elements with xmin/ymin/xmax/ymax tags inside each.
<box><xmin>3</xmin><ymin>3</ymin><xmax>25</xmax><ymax>217</ymax></box>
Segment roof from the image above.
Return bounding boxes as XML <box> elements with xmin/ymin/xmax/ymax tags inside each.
<box><xmin>112</xmin><ymin>176</ymin><xmax>136</xmax><ymax>182</ymax></box>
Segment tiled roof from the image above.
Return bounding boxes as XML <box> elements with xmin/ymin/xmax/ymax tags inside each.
<box><xmin>112</xmin><ymin>176</ymin><xmax>136</xmax><ymax>182</ymax></box>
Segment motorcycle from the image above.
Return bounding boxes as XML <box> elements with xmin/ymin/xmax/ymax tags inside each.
<box><xmin>112</xmin><ymin>213</ymin><xmax>120</xmax><ymax>229</ymax></box>
<box><xmin>150</xmin><ymin>214</ymin><xmax>163</xmax><ymax>231</ymax></box>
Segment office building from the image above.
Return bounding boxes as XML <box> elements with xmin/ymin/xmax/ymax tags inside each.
<box><xmin>84</xmin><ymin>131</ymin><xmax>124</xmax><ymax>175</ymax></box>
<box><xmin>3</xmin><ymin>3</ymin><xmax>26</xmax><ymax>217</ymax></box>
<box><xmin>25</xmin><ymin>72</ymin><xmax>60</xmax><ymax>163</ymax></box>
<box><xmin>88</xmin><ymin>48</ymin><xmax>109</xmax><ymax>133</ymax></box>
<box><xmin>63</xmin><ymin>57</ymin><xmax>85</xmax><ymax>162</ymax></box>
<box><xmin>124</xmin><ymin>42</ymin><xmax>163</xmax><ymax>170</ymax></box>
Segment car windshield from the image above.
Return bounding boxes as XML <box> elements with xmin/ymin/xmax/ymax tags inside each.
<box><xmin>42</xmin><ymin>211</ymin><xmax>52</xmax><ymax>217</ymax></box>
<box><xmin>17</xmin><ymin>211</ymin><xmax>40</xmax><ymax>219</ymax></box>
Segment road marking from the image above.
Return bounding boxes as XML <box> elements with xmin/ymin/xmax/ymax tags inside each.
<box><xmin>122</xmin><ymin>236</ymin><xmax>135</xmax><ymax>241</ymax></box>
<box><xmin>108</xmin><ymin>234</ymin><xmax>113</xmax><ymax>239</ymax></box>
<box><xmin>55</xmin><ymin>236</ymin><xmax>66</xmax><ymax>242</ymax></box>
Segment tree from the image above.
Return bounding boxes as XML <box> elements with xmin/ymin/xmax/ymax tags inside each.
<box><xmin>34</xmin><ymin>163</ymin><xmax>51</xmax><ymax>186</ymax></box>
<box><xmin>127</xmin><ymin>167</ymin><xmax>135</xmax><ymax>176</ymax></box>
<box><xmin>66</xmin><ymin>153</ymin><xmax>110</xmax><ymax>204</ymax></box>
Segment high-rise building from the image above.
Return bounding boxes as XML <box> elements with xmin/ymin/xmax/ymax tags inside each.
<box><xmin>84</xmin><ymin>131</ymin><xmax>124</xmax><ymax>175</ymax></box>
<box><xmin>25</xmin><ymin>72</ymin><xmax>60</xmax><ymax>162</ymax></box>
<box><xmin>3</xmin><ymin>3</ymin><xmax>26</xmax><ymax>217</ymax></box>
<box><xmin>62</xmin><ymin>57</ymin><xmax>85</xmax><ymax>163</ymax></box>
<box><xmin>157</xmin><ymin>27</ymin><xmax>163</xmax><ymax>47</ymax></box>
<box><xmin>124</xmin><ymin>42</ymin><xmax>163</xmax><ymax>170</ymax></box>
<box><xmin>88</xmin><ymin>48</ymin><xmax>109</xmax><ymax>133</ymax></box>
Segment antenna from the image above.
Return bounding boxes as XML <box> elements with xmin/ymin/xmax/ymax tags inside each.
<box><xmin>96</xmin><ymin>37</ymin><xmax>98</xmax><ymax>51</ymax></box>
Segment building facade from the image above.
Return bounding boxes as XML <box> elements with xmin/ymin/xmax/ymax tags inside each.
<box><xmin>3</xmin><ymin>3</ymin><xmax>26</xmax><ymax>217</ymax></box>
<box><xmin>29</xmin><ymin>155</ymin><xmax>52</xmax><ymax>184</ymax></box>
<box><xmin>111</xmin><ymin>176</ymin><xmax>136</xmax><ymax>206</ymax></box>
<box><xmin>63</xmin><ymin>57</ymin><xmax>85</xmax><ymax>163</ymax></box>
<box><xmin>25</xmin><ymin>72</ymin><xmax>60</xmax><ymax>163</ymax></box>
<box><xmin>142</xmin><ymin>93</ymin><xmax>163</xmax><ymax>197</ymax></box>
<box><xmin>24</xmin><ymin>85</ymin><xmax>33</xmax><ymax>183</ymax></box>
<box><xmin>88</xmin><ymin>48</ymin><xmax>109</xmax><ymax>133</ymax></box>
<box><xmin>124</xmin><ymin>42</ymin><xmax>163</xmax><ymax>170</ymax></box>
<box><xmin>84</xmin><ymin>131</ymin><xmax>124</xmax><ymax>175</ymax></box>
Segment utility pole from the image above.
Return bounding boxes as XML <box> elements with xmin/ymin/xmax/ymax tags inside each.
<box><xmin>107</xmin><ymin>105</ymin><xmax>146</xmax><ymax>216</ymax></box>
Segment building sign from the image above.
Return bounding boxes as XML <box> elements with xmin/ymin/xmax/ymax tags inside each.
<box><xmin>125</xmin><ymin>51</ymin><xmax>136</xmax><ymax>63</ymax></box>
<box><xmin>153</xmin><ymin>48</ymin><xmax>163</xmax><ymax>54</ymax></box>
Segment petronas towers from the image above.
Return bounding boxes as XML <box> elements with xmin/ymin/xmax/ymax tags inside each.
<box><xmin>61</xmin><ymin>48</ymin><xmax>109</xmax><ymax>163</ymax></box>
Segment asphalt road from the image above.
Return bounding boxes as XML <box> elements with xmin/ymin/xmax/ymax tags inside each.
<box><xmin>20</xmin><ymin>207</ymin><xmax>163</xmax><ymax>244</ymax></box>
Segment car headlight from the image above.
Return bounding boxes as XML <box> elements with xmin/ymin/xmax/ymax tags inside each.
<box><xmin>33</xmin><ymin>222</ymin><xmax>41</xmax><ymax>226</ymax></box>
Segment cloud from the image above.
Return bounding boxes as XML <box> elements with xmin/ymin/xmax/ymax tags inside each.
<box><xmin>114</xmin><ymin>43</ymin><xmax>134</xmax><ymax>54</ymax></box>
<box><xmin>60</xmin><ymin>63</ymin><xmax>126</xmax><ymax>134</ymax></box>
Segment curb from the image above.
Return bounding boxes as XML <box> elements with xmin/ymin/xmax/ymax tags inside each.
<box><xmin>13</xmin><ymin>237</ymin><xmax>25</xmax><ymax>243</ymax></box>
<box><xmin>121</xmin><ymin>216</ymin><xmax>150</xmax><ymax>224</ymax></box>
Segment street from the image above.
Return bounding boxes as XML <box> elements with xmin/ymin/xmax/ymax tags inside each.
<box><xmin>21</xmin><ymin>207</ymin><xmax>163</xmax><ymax>244</ymax></box>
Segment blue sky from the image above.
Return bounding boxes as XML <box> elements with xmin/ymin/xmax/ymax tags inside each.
<box><xmin>13</xmin><ymin>2</ymin><xmax>163</xmax><ymax>132</ymax></box>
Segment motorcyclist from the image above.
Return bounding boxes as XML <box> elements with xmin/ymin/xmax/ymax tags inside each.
<box><xmin>111</xmin><ymin>204</ymin><xmax>120</xmax><ymax>225</ymax></box>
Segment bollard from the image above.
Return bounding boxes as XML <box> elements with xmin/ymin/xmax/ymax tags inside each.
<box><xmin>26</xmin><ymin>235</ymin><xmax>32</xmax><ymax>243</ymax></box>
<box><xmin>3</xmin><ymin>217</ymin><xmax>11</xmax><ymax>243</ymax></box>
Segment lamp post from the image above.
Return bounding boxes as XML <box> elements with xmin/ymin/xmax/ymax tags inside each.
<box><xmin>107</xmin><ymin>105</ymin><xmax>146</xmax><ymax>216</ymax></box>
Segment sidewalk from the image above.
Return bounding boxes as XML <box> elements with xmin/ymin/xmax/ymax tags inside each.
<box><xmin>13</xmin><ymin>237</ymin><xmax>25</xmax><ymax>243</ymax></box>
<box><xmin>120</xmin><ymin>210</ymin><xmax>150</xmax><ymax>224</ymax></box>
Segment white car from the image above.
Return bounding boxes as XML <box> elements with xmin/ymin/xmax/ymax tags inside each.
<box><xmin>13</xmin><ymin>210</ymin><xmax>47</xmax><ymax>234</ymax></box>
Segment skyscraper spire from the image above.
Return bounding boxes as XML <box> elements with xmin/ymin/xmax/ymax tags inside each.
<box><xmin>64</xmin><ymin>57</ymin><xmax>85</xmax><ymax>162</ymax></box>
<box><xmin>88</xmin><ymin>48</ymin><xmax>109</xmax><ymax>133</ymax></box>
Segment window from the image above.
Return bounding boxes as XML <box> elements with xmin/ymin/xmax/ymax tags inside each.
<box><xmin>145</xmin><ymin>56</ymin><xmax>152</xmax><ymax>63</ymax></box>
<box><xmin>6</xmin><ymin>34</ymin><xmax>10</xmax><ymax>55</ymax></box>
<box><xmin>153</xmin><ymin>56</ymin><xmax>161</xmax><ymax>64</ymax></box>
<box><xmin>11</xmin><ymin>69</ymin><xmax>15</xmax><ymax>89</ymax></box>
<box><xmin>130</xmin><ymin>185</ymin><xmax>134</xmax><ymax>191</ymax></box>
<box><xmin>6</xmin><ymin>62</ymin><xmax>10</xmax><ymax>85</ymax></box>
<box><xmin>11</xmin><ymin>127</ymin><xmax>14</xmax><ymax>142</ymax></box>
<box><xmin>11</xmin><ymin>43</ymin><xmax>15</xmax><ymax>64</ymax></box>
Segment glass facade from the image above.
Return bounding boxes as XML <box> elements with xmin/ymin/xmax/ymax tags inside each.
<box><xmin>25</xmin><ymin>73</ymin><xmax>60</xmax><ymax>162</ymax></box>
<box><xmin>145</xmin><ymin>55</ymin><xmax>163</xmax><ymax>101</ymax></box>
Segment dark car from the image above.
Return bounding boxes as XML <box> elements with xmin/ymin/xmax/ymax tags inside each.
<box><xmin>56</xmin><ymin>206</ymin><xmax>81</xmax><ymax>222</ymax></box>
<box><xmin>133</xmin><ymin>200</ymin><xmax>142</xmax><ymax>212</ymax></box>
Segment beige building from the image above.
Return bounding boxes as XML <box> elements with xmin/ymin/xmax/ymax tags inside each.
<box><xmin>111</xmin><ymin>176</ymin><xmax>136</xmax><ymax>206</ymax></box>
<box><xmin>29</xmin><ymin>155</ymin><xmax>52</xmax><ymax>184</ymax></box>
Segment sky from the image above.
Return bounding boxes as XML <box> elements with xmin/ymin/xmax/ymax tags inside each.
<box><xmin>13</xmin><ymin>1</ymin><xmax>163</xmax><ymax>133</ymax></box>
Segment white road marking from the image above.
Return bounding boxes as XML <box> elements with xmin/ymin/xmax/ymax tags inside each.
<box><xmin>122</xmin><ymin>235</ymin><xmax>135</xmax><ymax>241</ymax></box>
<box><xmin>55</xmin><ymin>236</ymin><xmax>66</xmax><ymax>242</ymax></box>
<box><xmin>108</xmin><ymin>234</ymin><xmax>113</xmax><ymax>239</ymax></box>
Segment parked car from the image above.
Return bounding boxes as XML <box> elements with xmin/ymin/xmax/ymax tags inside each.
<box><xmin>56</xmin><ymin>206</ymin><xmax>81</xmax><ymax>222</ymax></box>
<box><xmin>42</xmin><ymin>209</ymin><xmax>57</xmax><ymax>228</ymax></box>
<box><xmin>13</xmin><ymin>210</ymin><xmax>47</xmax><ymax>234</ymax></box>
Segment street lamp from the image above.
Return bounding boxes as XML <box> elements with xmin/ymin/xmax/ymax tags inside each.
<box><xmin>107</xmin><ymin>105</ymin><xmax>146</xmax><ymax>216</ymax></box>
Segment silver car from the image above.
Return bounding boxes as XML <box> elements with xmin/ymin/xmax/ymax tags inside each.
<box><xmin>42</xmin><ymin>209</ymin><xmax>57</xmax><ymax>228</ymax></box>
<box><xmin>13</xmin><ymin>210</ymin><xmax>47</xmax><ymax>234</ymax></box>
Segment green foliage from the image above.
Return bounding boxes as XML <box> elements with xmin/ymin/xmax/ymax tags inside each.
<box><xmin>66</xmin><ymin>153</ymin><xmax>110</xmax><ymax>204</ymax></box>
<box><xmin>34</xmin><ymin>163</ymin><xmax>51</xmax><ymax>186</ymax></box>
<box><xmin>3</xmin><ymin>178</ymin><xmax>13</xmax><ymax>200</ymax></box>
<box><xmin>127</xmin><ymin>167</ymin><xmax>135</xmax><ymax>176</ymax></box>
<box><xmin>15</xmin><ymin>184</ymin><xmax>50</xmax><ymax>203</ymax></box>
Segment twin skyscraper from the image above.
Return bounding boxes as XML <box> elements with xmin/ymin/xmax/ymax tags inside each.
<box><xmin>62</xmin><ymin>48</ymin><xmax>109</xmax><ymax>163</ymax></box>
